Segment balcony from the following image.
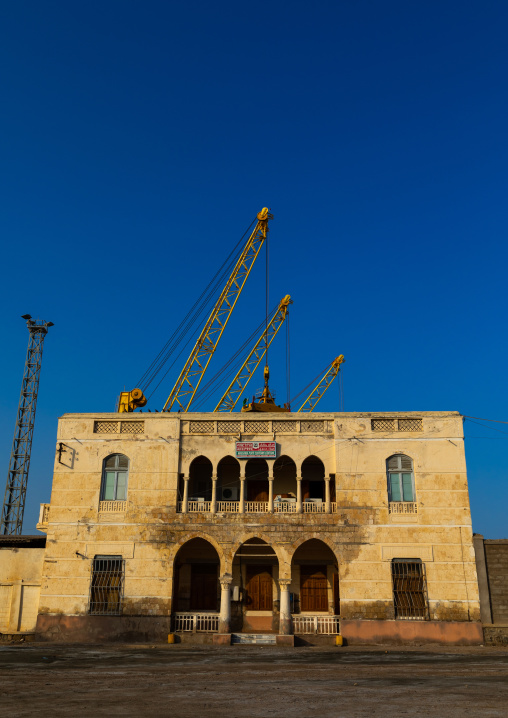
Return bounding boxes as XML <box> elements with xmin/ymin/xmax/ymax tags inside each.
<box><xmin>177</xmin><ymin>501</ymin><xmax>337</xmax><ymax>514</ymax></box>
<box><xmin>36</xmin><ymin>503</ymin><xmax>50</xmax><ymax>532</ymax></box>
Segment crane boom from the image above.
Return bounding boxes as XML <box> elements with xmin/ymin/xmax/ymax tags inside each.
<box><xmin>214</xmin><ymin>295</ymin><xmax>292</xmax><ymax>412</ymax></box>
<box><xmin>163</xmin><ymin>208</ymin><xmax>272</xmax><ymax>412</ymax></box>
<box><xmin>297</xmin><ymin>355</ymin><xmax>345</xmax><ymax>413</ymax></box>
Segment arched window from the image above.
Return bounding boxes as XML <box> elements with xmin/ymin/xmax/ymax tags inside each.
<box><xmin>387</xmin><ymin>454</ymin><xmax>414</xmax><ymax>502</ymax></box>
<box><xmin>101</xmin><ymin>454</ymin><xmax>129</xmax><ymax>501</ymax></box>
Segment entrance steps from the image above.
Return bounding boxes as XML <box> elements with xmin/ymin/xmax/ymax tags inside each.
<box><xmin>231</xmin><ymin>633</ymin><xmax>277</xmax><ymax>645</ymax></box>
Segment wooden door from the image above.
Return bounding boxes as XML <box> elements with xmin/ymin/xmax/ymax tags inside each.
<box><xmin>300</xmin><ymin>565</ymin><xmax>328</xmax><ymax>612</ymax></box>
<box><xmin>247</xmin><ymin>481</ymin><xmax>268</xmax><ymax>502</ymax></box>
<box><xmin>190</xmin><ymin>564</ymin><xmax>218</xmax><ymax>610</ymax></box>
<box><xmin>246</xmin><ymin>565</ymin><xmax>273</xmax><ymax>610</ymax></box>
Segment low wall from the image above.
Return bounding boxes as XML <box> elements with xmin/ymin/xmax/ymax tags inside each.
<box><xmin>36</xmin><ymin>615</ymin><xmax>172</xmax><ymax>643</ymax></box>
<box><xmin>340</xmin><ymin>619</ymin><xmax>483</xmax><ymax>645</ymax></box>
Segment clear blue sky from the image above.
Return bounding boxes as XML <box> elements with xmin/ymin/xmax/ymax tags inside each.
<box><xmin>1</xmin><ymin>1</ymin><xmax>507</xmax><ymax>537</ymax></box>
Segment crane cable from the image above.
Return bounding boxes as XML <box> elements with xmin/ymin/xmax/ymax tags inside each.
<box><xmin>135</xmin><ymin>217</ymin><xmax>257</xmax><ymax>394</ymax></box>
<box><xmin>287</xmin><ymin>361</ymin><xmax>334</xmax><ymax>408</ymax></box>
<box><xmin>192</xmin><ymin>299</ymin><xmax>284</xmax><ymax>410</ymax></box>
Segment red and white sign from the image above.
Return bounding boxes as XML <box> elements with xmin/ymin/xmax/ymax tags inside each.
<box><xmin>235</xmin><ymin>441</ymin><xmax>277</xmax><ymax>458</ymax></box>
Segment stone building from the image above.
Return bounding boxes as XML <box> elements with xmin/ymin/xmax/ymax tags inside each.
<box><xmin>33</xmin><ymin>410</ymin><xmax>483</xmax><ymax>644</ymax></box>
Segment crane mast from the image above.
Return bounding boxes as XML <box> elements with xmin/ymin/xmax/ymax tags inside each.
<box><xmin>297</xmin><ymin>355</ymin><xmax>345</xmax><ymax>413</ymax></box>
<box><xmin>163</xmin><ymin>208</ymin><xmax>272</xmax><ymax>412</ymax></box>
<box><xmin>1</xmin><ymin>315</ymin><xmax>53</xmax><ymax>535</ymax></box>
<box><xmin>214</xmin><ymin>295</ymin><xmax>292</xmax><ymax>412</ymax></box>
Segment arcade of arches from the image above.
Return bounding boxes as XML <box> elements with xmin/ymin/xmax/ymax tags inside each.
<box><xmin>178</xmin><ymin>454</ymin><xmax>335</xmax><ymax>512</ymax></box>
<box><xmin>172</xmin><ymin>536</ymin><xmax>339</xmax><ymax>635</ymax></box>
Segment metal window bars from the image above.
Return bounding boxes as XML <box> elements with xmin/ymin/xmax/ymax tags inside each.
<box><xmin>89</xmin><ymin>556</ymin><xmax>125</xmax><ymax>616</ymax></box>
<box><xmin>391</xmin><ymin>560</ymin><xmax>428</xmax><ymax>620</ymax></box>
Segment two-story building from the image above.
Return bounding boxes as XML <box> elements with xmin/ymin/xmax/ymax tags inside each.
<box><xmin>34</xmin><ymin>410</ymin><xmax>482</xmax><ymax>645</ymax></box>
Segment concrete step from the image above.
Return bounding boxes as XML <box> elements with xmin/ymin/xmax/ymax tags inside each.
<box><xmin>231</xmin><ymin>633</ymin><xmax>277</xmax><ymax>645</ymax></box>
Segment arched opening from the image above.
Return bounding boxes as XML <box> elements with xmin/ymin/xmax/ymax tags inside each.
<box><xmin>217</xmin><ymin>456</ymin><xmax>240</xmax><ymax>502</ymax></box>
<box><xmin>173</xmin><ymin>538</ymin><xmax>220</xmax><ymax>612</ymax></box>
<box><xmin>291</xmin><ymin>539</ymin><xmax>339</xmax><ymax>615</ymax></box>
<box><xmin>301</xmin><ymin>455</ymin><xmax>325</xmax><ymax>504</ymax></box>
<box><xmin>188</xmin><ymin>456</ymin><xmax>213</xmax><ymax>501</ymax></box>
<box><xmin>273</xmin><ymin>455</ymin><xmax>297</xmax><ymax>505</ymax></box>
<box><xmin>245</xmin><ymin>458</ymin><xmax>268</xmax><ymax>502</ymax></box>
<box><xmin>232</xmin><ymin>538</ymin><xmax>278</xmax><ymax>632</ymax></box>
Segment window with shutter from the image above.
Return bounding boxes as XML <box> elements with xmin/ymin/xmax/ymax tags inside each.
<box><xmin>386</xmin><ymin>454</ymin><xmax>415</xmax><ymax>503</ymax></box>
<box><xmin>100</xmin><ymin>454</ymin><xmax>129</xmax><ymax>502</ymax></box>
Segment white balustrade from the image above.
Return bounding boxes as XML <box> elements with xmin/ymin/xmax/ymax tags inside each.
<box><xmin>274</xmin><ymin>501</ymin><xmax>298</xmax><ymax>513</ymax></box>
<box><xmin>389</xmin><ymin>501</ymin><xmax>418</xmax><ymax>514</ymax></box>
<box><xmin>186</xmin><ymin>500</ymin><xmax>211</xmax><ymax>512</ymax></box>
<box><xmin>292</xmin><ymin>615</ymin><xmax>340</xmax><ymax>634</ymax></box>
<box><xmin>216</xmin><ymin>501</ymin><xmax>240</xmax><ymax>513</ymax></box>
<box><xmin>244</xmin><ymin>501</ymin><xmax>269</xmax><ymax>513</ymax></box>
<box><xmin>303</xmin><ymin>502</ymin><xmax>326</xmax><ymax>513</ymax></box>
<box><xmin>173</xmin><ymin>613</ymin><xmax>219</xmax><ymax>633</ymax></box>
<box><xmin>98</xmin><ymin>500</ymin><xmax>126</xmax><ymax>513</ymax></box>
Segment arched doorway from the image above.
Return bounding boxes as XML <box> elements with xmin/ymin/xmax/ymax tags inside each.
<box><xmin>188</xmin><ymin>456</ymin><xmax>213</xmax><ymax>502</ymax></box>
<box><xmin>232</xmin><ymin>538</ymin><xmax>278</xmax><ymax>632</ymax></box>
<box><xmin>217</xmin><ymin>456</ymin><xmax>240</xmax><ymax>503</ymax></box>
<box><xmin>291</xmin><ymin>539</ymin><xmax>339</xmax><ymax>616</ymax></box>
<box><xmin>301</xmin><ymin>455</ymin><xmax>325</xmax><ymax>505</ymax></box>
<box><xmin>173</xmin><ymin>538</ymin><xmax>220</xmax><ymax>613</ymax></box>
<box><xmin>273</xmin><ymin>456</ymin><xmax>297</xmax><ymax>510</ymax></box>
<box><xmin>245</xmin><ymin>458</ymin><xmax>268</xmax><ymax>502</ymax></box>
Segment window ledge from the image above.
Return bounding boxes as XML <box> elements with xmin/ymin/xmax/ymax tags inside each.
<box><xmin>388</xmin><ymin>502</ymin><xmax>417</xmax><ymax>514</ymax></box>
<box><xmin>99</xmin><ymin>500</ymin><xmax>127</xmax><ymax>513</ymax></box>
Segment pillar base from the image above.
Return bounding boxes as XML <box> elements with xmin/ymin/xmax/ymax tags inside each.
<box><xmin>276</xmin><ymin>635</ymin><xmax>295</xmax><ymax>647</ymax></box>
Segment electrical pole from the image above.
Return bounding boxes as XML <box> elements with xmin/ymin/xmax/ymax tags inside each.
<box><xmin>1</xmin><ymin>315</ymin><xmax>54</xmax><ymax>535</ymax></box>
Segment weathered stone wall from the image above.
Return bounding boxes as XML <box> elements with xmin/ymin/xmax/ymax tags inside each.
<box><xmin>484</xmin><ymin>540</ymin><xmax>508</xmax><ymax>624</ymax></box>
<box><xmin>0</xmin><ymin>542</ymin><xmax>45</xmax><ymax>633</ymax></box>
<box><xmin>36</xmin><ymin>410</ymin><xmax>481</xmax><ymax>642</ymax></box>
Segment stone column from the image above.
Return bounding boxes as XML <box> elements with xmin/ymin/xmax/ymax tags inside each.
<box><xmin>473</xmin><ymin>534</ymin><xmax>493</xmax><ymax>624</ymax></box>
<box><xmin>278</xmin><ymin>579</ymin><xmax>292</xmax><ymax>635</ymax></box>
<box><xmin>268</xmin><ymin>478</ymin><xmax>274</xmax><ymax>513</ymax></box>
<box><xmin>182</xmin><ymin>476</ymin><xmax>189</xmax><ymax>514</ymax></box>
<box><xmin>211</xmin><ymin>475</ymin><xmax>217</xmax><ymax>514</ymax></box>
<box><xmin>218</xmin><ymin>575</ymin><xmax>232</xmax><ymax>634</ymax></box>
<box><xmin>324</xmin><ymin>477</ymin><xmax>331</xmax><ymax>514</ymax></box>
<box><xmin>296</xmin><ymin>476</ymin><xmax>302</xmax><ymax>513</ymax></box>
<box><xmin>239</xmin><ymin>471</ymin><xmax>245</xmax><ymax>514</ymax></box>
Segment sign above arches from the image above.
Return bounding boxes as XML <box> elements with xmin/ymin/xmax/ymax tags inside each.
<box><xmin>235</xmin><ymin>441</ymin><xmax>277</xmax><ymax>458</ymax></box>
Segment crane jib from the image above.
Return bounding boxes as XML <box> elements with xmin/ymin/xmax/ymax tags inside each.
<box><xmin>162</xmin><ymin>208</ymin><xmax>272</xmax><ymax>413</ymax></box>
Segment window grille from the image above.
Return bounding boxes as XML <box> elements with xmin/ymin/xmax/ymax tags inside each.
<box><xmin>387</xmin><ymin>454</ymin><xmax>414</xmax><ymax>502</ymax></box>
<box><xmin>273</xmin><ymin>420</ymin><xmax>297</xmax><ymax>433</ymax></box>
<box><xmin>89</xmin><ymin>556</ymin><xmax>125</xmax><ymax>615</ymax></box>
<box><xmin>398</xmin><ymin>418</ymin><xmax>423</xmax><ymax>432</ymax></box>
<box><xmin>120</xmin><ymin>421</ymin><xmax>144</xmax><ymax>434</ymax></box>
<box><xmin>372</xmin><ymin>418</ymin><xmax>396</xmax><ymax>432</ymax></box>
<box><xmin>217</xmin><ymin>420</ymin><xmax>241</xmax><ymax>434</ymax></box>
<box><xmin>94</xmin><ymin>421</ymin><xmax>119</xmax><ymax>434</ymax></box>
<box><xmin>301</xmin><ymin>420</ymin><xmax>325</xmax><ymax>433</ymax></box>
<box><xmin>101</xmin><ymin>454</ymin><xmax>129</xmax><ymax>501</ymax></box>
<box><xmin>189</xmin><ymin>421</ymin><xmax>215</xmax><ymax>433</ymax></box>
<box><xmin>391</xmin><ymin>560</ymin><xmax>428</xmax><ymax>619</ymax></box>
<box><xmin>244</xmin><ymin>420</ymin><xmax>269</xmax><ymax>433</ymax></box>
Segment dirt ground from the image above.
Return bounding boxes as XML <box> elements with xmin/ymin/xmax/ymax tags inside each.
<box><xmin>1</xmin><ymin>644</ymin><xmax>507</xmax><ymax>717</ymax></box>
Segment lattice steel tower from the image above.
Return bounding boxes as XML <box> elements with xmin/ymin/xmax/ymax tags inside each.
<box><xmin>1</xmin><ymin>315</ymin><xmax>54</xmax><ymax>535</ymax></box>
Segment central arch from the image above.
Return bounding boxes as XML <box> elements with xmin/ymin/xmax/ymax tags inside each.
<box><xmin>231</xmin><ymin>538</ymin><xmax>279</xmax><ymax>633</ymax></box>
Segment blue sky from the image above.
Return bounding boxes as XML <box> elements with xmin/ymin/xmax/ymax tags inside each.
<box><xmin>0</xmin><ymin>1</ymin><xmax>507</xmax><ymax>537</ymax></box>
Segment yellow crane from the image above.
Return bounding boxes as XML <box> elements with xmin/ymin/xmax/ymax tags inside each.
<box><xmin>162</xmin><ymin>208</ymin><xmax>272</xmax><ymax>412</ymax></box>
<box><xmin>214</xmin><ymin>295</ymin><xmax>292</xmax><ymax>412</ymax></box>
<box><xmin>117</xmin><ymin>208</ymin><xmax>271</xmax><ymax>413</ymax></box>
<box><xmin>297</xmin><ymin>355</ymin><xmax>345</xmax><ymax>412</ymax></box>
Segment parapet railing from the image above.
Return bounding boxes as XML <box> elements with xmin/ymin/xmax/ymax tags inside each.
<box><xmin>173</xmin><ymin>613</ymin><xmax>219</xmax><ymax>633</ymax></box>
<box><xmin>292</xmin><ymin>615</ymin><xmax>340</xmax><ymax>634</ymax></box>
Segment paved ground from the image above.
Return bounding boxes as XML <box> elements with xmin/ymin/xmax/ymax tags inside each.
<box><xmin>1</xmin><ymin>644</ymin><xmax>507</xmax><ymax>717</ymax></box>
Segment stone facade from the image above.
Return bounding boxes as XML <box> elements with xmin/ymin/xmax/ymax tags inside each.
<box><xmin>0</xmin><ymin>536</ymin><xmax>46</xmax><ymax>635</ymax></box>
<box><xmin>34</xmin><ymin>410</ymin><xmax>482</xmax><ymax>644</ymax></box>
